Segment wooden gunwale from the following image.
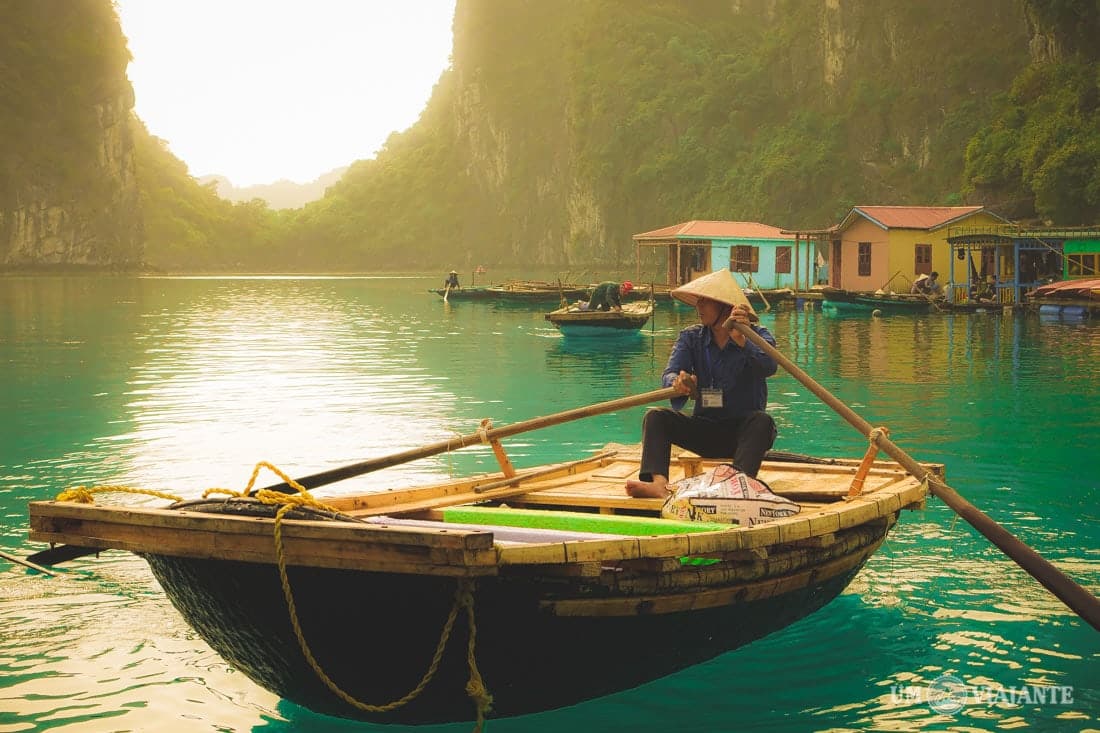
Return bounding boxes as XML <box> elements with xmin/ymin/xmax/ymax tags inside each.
<box><xmin>28</xmin><ymin>502</ymin><xmax>498</xmax><ymax>576</ymax></box>
<box><xmin>494</xmin><ymin>479</ymin><xmax>922</xmax><ymax>566</ymax></box>
<box><xmin>27</xmin><ymin>448</ymin><xmax>929</xmax><ymax>575</ymax></box>
<box><xmin>542</xmin><ymin>539</ymin><xmax>884</xmax><ymax>616</ymax></box>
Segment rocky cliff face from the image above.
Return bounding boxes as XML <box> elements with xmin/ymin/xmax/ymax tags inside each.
<box><xmin>0</xmin><ymin>1</ymin><xmax>143</xmax><ymax>270</ymax></box>
<box><xmin>432</xmin><ymin>0</ymin><xmax>1037</xmax><ymax>266</ymax></box>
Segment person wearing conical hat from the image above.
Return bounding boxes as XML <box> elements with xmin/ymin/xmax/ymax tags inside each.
<box><xmin>626</xmin><ymin>269</ymin><xmax>778</xmax><ymax>498</ymax></box>
<box><xmin>444</xmin><ymin>270</ymin><xmax>460</xmax><ymax>289</ymax></box>
<box><xmin>910</xmin><ymin>273</ymin><xmax>930</xmax><ymax>294</ymax></box>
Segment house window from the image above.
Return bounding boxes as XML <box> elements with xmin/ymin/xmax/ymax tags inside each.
<box><xmin>1067</xmin><ymin>253</ymin><xmax>1098</xmax><ymax>277</ymax></box>
<box><xmin>775</xmin><ymin>246</ymin><xmax>791</xmax><ymax>274</ymax></box>
<box><xmin>730</xmin><ymin>246</ymin><xmax>759</xmax><ymax>273</ymax></box>
<box><xmin>915</xmin><ymin>243</ymin><xmax>932</xmax><ymax>275</ymax></box>
<box><xmin>858</xmin><ymin>242</ymin><xmax>871</xmax><ymax>277</ymax></box>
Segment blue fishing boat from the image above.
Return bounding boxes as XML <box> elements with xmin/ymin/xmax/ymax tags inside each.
<box><xmin>545</xmin><ymin>301</ymin><xmax>653</xmax><ymax>336</ymax></box>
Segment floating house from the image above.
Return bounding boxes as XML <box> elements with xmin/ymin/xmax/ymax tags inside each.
<box><xmin>945</xmin><ymin>225</ymin><xmax>1100</xmax><ymax>304</ymax></box>
<box><xmin>822</xmin><ymin>206</ymin><xmax>1008</xmax><ymax>295</ymax></box>
<box><xmin>632</xmin><ymin>221</ymin><xmax>815</xmax><ymax>290</ymax></box>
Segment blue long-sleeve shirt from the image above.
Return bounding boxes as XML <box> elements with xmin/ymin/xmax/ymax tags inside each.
<box><xmin>662</xmin><ymin>323</ymin><xmax>778</xmax><ymax>418</ymax></box>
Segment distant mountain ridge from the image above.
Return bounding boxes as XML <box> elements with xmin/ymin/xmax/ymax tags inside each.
<box><xmin>199</xmin><ymin>168</ymin><xmax>348</xmax><ymax>209</ymax></box>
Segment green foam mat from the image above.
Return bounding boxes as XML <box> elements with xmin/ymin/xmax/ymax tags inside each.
<box><xmin>441</xmin><ymin>506</ymin><xmax>727</xmax><ymax>536</ymax></box>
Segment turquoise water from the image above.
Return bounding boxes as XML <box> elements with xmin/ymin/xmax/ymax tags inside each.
<box><xmin>1</xmin><ymin>275</ymin><xmax>1097</xmax><ymax>732</ymax></box>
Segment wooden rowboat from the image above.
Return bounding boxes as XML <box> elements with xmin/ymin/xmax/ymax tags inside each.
<box><xmin>545</xmin><ymin>301</ymin><xmax>654</xmax><ymax>335</ymax></box>
<box><xmin>430</xmin><ymin>280</ymin><xmax>592</xmax><ymax>303</ymax></box>
<box><xmin>820</xmin><ymin>286</ymin><xmax>935</xmax><ymax>314</ymax></box>
<box><xmin>28</xmin><ymin>444</ymin><xmax>931</xmax><ymax>725</ymax></box>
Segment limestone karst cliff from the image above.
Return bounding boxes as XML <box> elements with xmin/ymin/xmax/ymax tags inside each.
<box><xmin>0</xmin><ymin>0</ymin><xmax>142</xmax><ymax>269</ymax></box>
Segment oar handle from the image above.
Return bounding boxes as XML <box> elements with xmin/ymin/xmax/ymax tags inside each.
<box><xmin>730</xmin><ymin>321</ymin><xmax>1100</xmax><ymax>631</ymax></box>
<box><xmin>262</xmin><ymin>387</ymin><xmax>679</xmax><ymax>493</ymax></box>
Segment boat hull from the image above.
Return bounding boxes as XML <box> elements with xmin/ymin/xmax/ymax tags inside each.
<box><xmin>146</xmin><ymin>542</ymin><xmax>879</xmax><ymax>724</ymax></box>
<box><xmin>821</xmin><ymin>288</ymin><xmax>933</xmax><ymax>314</ymax></box>
<box><xmin>430</xmin><ymin>284</ymin><xmax>591</xmax><ymax>302</ymax></box>
<box><xmin>546</xmin><ymin>302</ymin><xmax>653</xmax><ymax>335</ymax></box>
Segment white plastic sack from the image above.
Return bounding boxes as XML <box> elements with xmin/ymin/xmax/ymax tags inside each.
<box><xmin>661</xmin><ymin>464</ymin><xmax>801</xmax><ymax>527</ymax></box>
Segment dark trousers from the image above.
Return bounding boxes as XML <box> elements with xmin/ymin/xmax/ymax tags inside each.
<box><xmin>638</xmin><ymin>408</ymin><xmax>777</xmax><ymax>480</ymax></box>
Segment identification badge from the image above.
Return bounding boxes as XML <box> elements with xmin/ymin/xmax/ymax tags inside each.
<box><xmin>701</xmin><ymin>388</ymin><xmax>724</xmax><ymax>408</ymax></box>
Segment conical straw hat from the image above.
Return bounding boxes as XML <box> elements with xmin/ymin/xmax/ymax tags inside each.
<box><xmin>671</xmin><ymin>269</ymin><xmax>758</xmax><ymax>320</ymax></box>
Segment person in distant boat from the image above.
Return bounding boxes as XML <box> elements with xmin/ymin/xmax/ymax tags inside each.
<box><xmin>926</xmin><ymin>271</ymin><xmax>943</xmax><ymax>295</ymax></box>
<box><xmin>911</xmin><ymin>272</ymin><xmax>942</xmax><ymax>296</ymax></box>
<box><xmin>444</xmin><ymin>270</ymin><xmax>460</xmax><ymax>289</ymax></box>
<box><xmin>587</xmin><ymin>280</ymin><xmax>633</xmax><ymax>311</ymax></box>
<box><xmin>625</xmin><ymin>270</ymin><xmax>778</xmax><ymax>499</ymax></box>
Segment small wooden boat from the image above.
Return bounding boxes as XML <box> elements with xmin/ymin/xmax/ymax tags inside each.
<box><xmin>545</xmin><ymin>301</ymin><xmax>654</xmax><ymax>335</ymax></box>
<box><xmin>430</xmin><ymin>280</ymin><xmax>591</xmax><ymax>303</ymax></box>
<box><xmin>820</xmin><ymin>286</ymin><xmax>936</xmax><ymax>314</ymax></box>
<box><xmin>28</xmin><ymin>443</ymin><xmax>931</xmax><ymax>725</ymax></box>
<box><xmin>427</xmin><ymin>285</ymin><xmax>499</xmax><ymax>301</ymax></box>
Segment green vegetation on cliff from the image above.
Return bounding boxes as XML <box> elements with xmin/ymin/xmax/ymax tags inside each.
<box><xmin>4</xmin><ymin>0</ymin><xmax>1100</xmax><ymax>272</ymax></box>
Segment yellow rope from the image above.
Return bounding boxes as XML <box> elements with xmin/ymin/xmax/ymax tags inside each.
<box><xmin>55</xmin><ymin>485</ymin><xmax>184</xmax><ymax>504</ymax></box>
<box><xmin>271</xmin><ymin>505</ymin><xmax>492</xmax><ymax>725</ymax></box>
<box><xmin>53</xmin><ymin>461</ymin><xmax>492</xmax><ymax>728</ymax></box>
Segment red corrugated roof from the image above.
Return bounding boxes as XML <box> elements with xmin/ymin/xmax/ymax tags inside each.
<box><xmin>634</xmin><ymin>220</ymin><xmax>793</xmax><ymax>240</ymax></box>
<box><xmin>841</xmin><ymin>206</ymin><xmax>992</xmax><ymax>231</ymax></box>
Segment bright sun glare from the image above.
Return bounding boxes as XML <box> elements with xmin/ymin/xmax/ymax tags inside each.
<box><xmin>114</xmin><ymin>0</ymin><xmax>456</xmax><ymax>187</ymax></box>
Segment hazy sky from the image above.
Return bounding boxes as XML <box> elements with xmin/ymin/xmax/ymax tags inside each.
<box><xmin>115</xmin><ymin>0</ymin><xmax>456</xmax><ymax>186</ymax></box>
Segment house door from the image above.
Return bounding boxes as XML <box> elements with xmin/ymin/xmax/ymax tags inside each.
<box><xmin>679</xmin><ymin>245</ymin><xmax>709</xmax><ymax>285</ymax></box>
<box><xmin>831</xmin><ymin>240</ymin><xmax>842</xmax><ymax>288</ymax></box>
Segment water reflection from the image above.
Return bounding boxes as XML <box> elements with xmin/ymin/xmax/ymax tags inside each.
<box><xmin>2</xmin><ymin>278</ymin><xmax>1098</xmax><ymax>733</ymax></box>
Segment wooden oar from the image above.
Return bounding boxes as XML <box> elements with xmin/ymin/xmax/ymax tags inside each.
<box><xmin>443</xmin><ymin>283</ymin><xmax>451</xmax><ymax>302</ymax></box>
<box><xmin>879</xmin><ymin>269</ymin><xmax>902</xmax><ymax>292</ymax></box>
<box><xmin>27</xmin><ymin>387</ymin><xmax>679</xmax><ymax>566</ymax></box>
<box><xmin>0</xmin><ymin>547</ymin><xmax>58</xmax><ymax>576</ymax></box>
<box><xmin>727</xmin><ymin>318</ymin><xmax>1100</xmax><ymax>631</ymax></box>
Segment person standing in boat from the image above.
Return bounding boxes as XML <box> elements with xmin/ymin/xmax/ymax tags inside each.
<box><xmin>626</xmin><ymin>269</ymin><xmax>778</xmax><ymax>498</ymax></box>
<box><xmin>444</xmin><ymin>270</ymin><xmax>460</xmax><ymax>290</ymax></box>
<box><xmin>587</xmin><ymin>280</ymin><xmax>633</xmax><ymax>311</ymax></box>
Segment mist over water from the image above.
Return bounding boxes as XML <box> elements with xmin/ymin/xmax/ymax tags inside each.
<box><xmin>2</xmin><ymin>276</ymin><xmax>1097</xmax><ymax>732</ymax></box>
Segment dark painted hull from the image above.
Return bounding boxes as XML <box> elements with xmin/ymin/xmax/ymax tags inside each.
<box><xmin>145</xmin><ymin>551</ymin><xmax>874</xmax><ymax>724</ymax></box>
<box><xmin>545</xmin><ymin>303</ymin><xmax>653</xmax><ymax>335</ymax></box>
<box><xmin>430</xmin><ymin>286</ymin><xmax>590</xmax><ymax>302</ymax></box>
<box><xmin>821</xmin><ymin>288</ymin><xmax>933</xmax><ymax>314</ymax></box>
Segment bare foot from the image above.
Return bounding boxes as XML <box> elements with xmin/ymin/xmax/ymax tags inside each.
<box><xmin>626</xmin><ymin>475</ymin><xmax>669</xmax><ymax>498</ymax></box>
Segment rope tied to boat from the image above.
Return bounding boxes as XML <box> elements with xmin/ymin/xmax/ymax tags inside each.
<box><xmin>239</xmin><ymin>462</ymin><xmax>493</xmax><ymax>729</ymax></box>
<box><xmin>846</xmin><ymin>426</ymin><xmax>890</xmax><ymax>499</ymax></box>
<box><xmin>51</xmin><ymin>462</ymin><xmax>493</xmax><ymax>728</ymax></box>
<box><xmin>477</xmin><ymin>418</ymin><xmax>493</xmax><ymax>444</ymax></box>
<box><xmin>55</xmin><ymin>485</ymin><xmax>186</xmax><ymax>504</ymax></box>
<box><xmin>271</xmin><ymin>505</ymin><xmax>493</xmax><ymax>728</ymax></box>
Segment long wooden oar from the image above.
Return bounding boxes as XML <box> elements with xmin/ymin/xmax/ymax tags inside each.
<box><xmin>27</xmin><ymin>387</ymin><xmax>678</xmax><ymax>566</ymax></box>
<box><xmin>0</xmin><ymin>547</ymin><xmax>58</xmax><ymax>576</ymax></box>
<box><xmin>729</xmin><ymin>320</ymin><xmax>1100</xmax><ymax>631</ymax></box>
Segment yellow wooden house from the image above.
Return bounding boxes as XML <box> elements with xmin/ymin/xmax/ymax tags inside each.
<box><xmin>829</xmin><ymin>206</ymin><xmax>1008</xmax><ymax>294</ymax></box>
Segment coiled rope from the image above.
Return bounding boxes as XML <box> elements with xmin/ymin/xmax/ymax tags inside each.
<box><xmin>55</xmin><ymin>461</ymin><xmax>493</xmax><ymax>730</ymax></box>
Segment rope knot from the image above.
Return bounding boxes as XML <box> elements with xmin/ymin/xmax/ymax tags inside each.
<box><xmin>477</xmin><ymin>418</ymin><xmax>493</xmax><ymax>445</ymax></box>
<box><xmin>56</xmin><ymin>486</ymin><xmax>95</xmax><ymax>504</ymax></box>
<box><xmin>868</xmin><ymin>426</ymin><xmax>889</xmax><ymax>444</ymax></box>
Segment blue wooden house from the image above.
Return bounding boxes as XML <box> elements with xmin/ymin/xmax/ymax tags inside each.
<box><xmin>632</xmin><ymin>220</ymin><xmax>815</xmax><ymax>290</ymax></box>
